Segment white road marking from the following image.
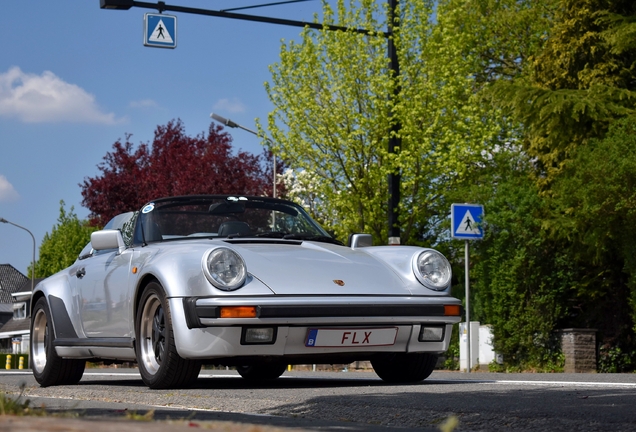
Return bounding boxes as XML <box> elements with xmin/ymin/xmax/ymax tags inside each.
<box><xmin>427</xmin><ymin>379</ymin><xmax>636</xmax><ymax>388</ymax></box>
<box><xmin>3</xmin><ymin>371</ymin><xmax>636</xmax><ymax>387</ymax></box>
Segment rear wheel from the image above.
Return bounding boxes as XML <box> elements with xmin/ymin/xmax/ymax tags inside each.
<box><xmin>31</xmin><ymin>297</ymin><xmax>85</xmax><ymax>387</ymax></box>
<box><xmin>136</xmin><ymin>282</ymin><xmax>201</xmax><ymax>389</ymax></box>
<box><xmin>237</xmin><ymin>363</ymin><xmax>287</xmax><ymax>380</ymax></box>
<box><xmin>371</xmin><ymin>353</ymin><xmax>438</xmax><ymax>383</ymax></box>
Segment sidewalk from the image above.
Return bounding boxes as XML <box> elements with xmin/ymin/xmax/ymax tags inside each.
<box><xmin>0</xmin><ymin>415</ymin><xmax>308</xmax><ymax>432</ymax></box>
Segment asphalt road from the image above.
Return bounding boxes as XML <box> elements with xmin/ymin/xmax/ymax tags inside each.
<box><xmin>2</xmin><ymin>368</ymin><xmax>636</xmax><ymax>431</ymax></box>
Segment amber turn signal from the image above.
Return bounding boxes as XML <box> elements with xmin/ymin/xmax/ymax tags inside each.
<box><xmin>220</xmin><ymin>306</ymin><xmax>257</xmax><ymax>318</ymax></box>
<box><xmin>444</xmin><ymin>305</ymin><xmax>461</xmax><ymax>316</ymax></box>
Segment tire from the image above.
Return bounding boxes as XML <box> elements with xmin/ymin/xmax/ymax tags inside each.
<box><xmin>135</xmin><ymin>282</ymin><xmax>201</xmax><ymax>389</ymax></box>
<box><xmin>236</xmin><ymin>363</ymin><xmax>287</xmax><ymax>380</ymax></box>
<box><xmin>31</xmin><ymin>297</ymin><xmax>85</xmax><ymax>387</ymax></box>
<box><xmin>371</xmin><ymin>353</ymin><xmax>438</xmax><ymax>383</ymax></box>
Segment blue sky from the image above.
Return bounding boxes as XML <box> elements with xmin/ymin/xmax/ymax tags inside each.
<box><xmin>0</xmin><ymin>0</ymin><xmax>333</xmax><ymax>275</ymax></box>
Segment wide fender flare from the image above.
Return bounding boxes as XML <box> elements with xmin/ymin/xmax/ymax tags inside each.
<box><xmin>31</xmin><ymin>267</ymin><xmax>85</xmax><ymax>340</ymax></box>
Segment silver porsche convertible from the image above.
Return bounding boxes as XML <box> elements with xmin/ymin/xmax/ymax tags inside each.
<box><xmin>30</xmin><ymin>195</ymin><xmax>462</xmax><ymax>389</ymax></box>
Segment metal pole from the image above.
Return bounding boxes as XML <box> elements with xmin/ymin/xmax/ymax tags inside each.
<box><xmin>101</xmin><ymin>0</ymin><xmax>388</xmax><ymax>36</ymax></box>
<box><xmin>0</xmin><ymin>218</ymin><xmax>36</xmax><ymax>291</ymax></box>
<box><xmin>273</xmin><ymin>154</ymin><xmax>277</xmax><ymax>198</ymax></box>
<box><xmin>210</xmin><ymin>112</ymin><xmax>277</xmax><ymax>198</ymax></box>
<box><xmin>387</xmin><ymin>0</ymin><xmax>401</xmax><ymax>245</ymax></box>
<box><xmin>465</xmin><ymin>239</ymin><xmax>470</xmax><ymax>373</ymax></box>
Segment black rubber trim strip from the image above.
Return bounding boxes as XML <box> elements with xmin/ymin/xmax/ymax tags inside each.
<box><xmin>258</xmin><ymin>304</ymin><xmax>445</xmax><ymax>318</ymax></box>
<box><xmin>184</xmin><ymin>299</ymin><xmax>450</xmax><ymax>328</ymax></box>
<box><xmin>192</xmin><ymin>303</ymin><xmax>444</xmax><ymax>320</ymax></box>
<box><xmin>183</xmin><ymin>298</ymin><xmax>220</xmax><ymax>328</ymax></box>
<box><xmin>53</xmin><ymin>337</ymin><xmax>134</xmax><ymax>348</ymax></box>
<box><xmin>197</xmin><ymin>305</ymin><xmax>220</xmax><ymax>318</ymax></box>
<box><xmin>48</xmin><ymin>295</ymin><xmax>78</xmax><ymax>339</ymax></box>
<box><xmin>223</xmin><ymin>239</ymin><xmax>303</xmax><ymax>245</ymax></box>
<box><xmin>183</xmin><ymin>297</ymin><xmax>201</xmax><ymax>329</ymax></box>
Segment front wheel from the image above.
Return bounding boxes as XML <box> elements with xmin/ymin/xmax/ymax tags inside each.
<box><xmin>136</xmin><ymin>282</ymin><xmax>201</xmax><ymax>389</ymax></box>
<box><xmin>237</xmin><ymin>363</ymin><xmax>287</xmax><ymax>380</ymax></box>
<box><xmin>31</xmin><ymin>297</ymin><xmax>85</xmax><ymax>387</ymax></box>
<box><xmin>371</xmin><ymin>353</ymin><xmax>438</xmax><ymax>383</ymax></box>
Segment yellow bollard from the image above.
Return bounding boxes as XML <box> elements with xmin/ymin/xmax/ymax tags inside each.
<box><xmin>5</xmin><ymin>354</ymin><xmax>11</xmax><ymax>370</ymax></box>
<box><xmin>18</xmin><ymin>356</ymin><xmax>24</xmax><ymax>370</ymax></box>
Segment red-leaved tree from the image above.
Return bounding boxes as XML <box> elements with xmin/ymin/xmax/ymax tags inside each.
<box><xmin>81</xmin><ymin>119</ymin><xmax>271</xmax><ymax>226</ymax></box>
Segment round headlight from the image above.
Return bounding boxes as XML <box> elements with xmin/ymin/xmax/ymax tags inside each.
<box><xmin>203</xmin><ymin>247</ymin><xmax>247</xmax><ymax>291</ymax></box>
<box><xmin>413</xmin><ymin>250</ymin><xmax>452</xmax><ymax>291</ymax></box>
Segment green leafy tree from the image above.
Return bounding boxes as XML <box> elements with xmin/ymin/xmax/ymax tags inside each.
<box><xmin>407</xmin><ymin>0</ymin><xmax>636</xmax><ymax>371</ymax></box>
<box><xmin>265</xmin><ymin>0</ymin><xmax>636</xmax><ymax>372</ymax></box>
<box><xmin>263</xmin><ymin>0</ymin><xmax>391</xmax><ymax>242</ymax></box>
<box><xmin>443</xmin><ymin>0</ymin><xmax>557</xmax><ymax>83</ymax></box>
<box><xmin>451</xmin><ymin>147</ymin><xmax>575</xmax><ymax>371</ymax></box>
<box><xmin>264</xmin><ymin>0</ymin><xmax>564</xmax><ymax>371</ymax></box>
<box><xmin>262</xmin><ymin>0</ymin><xmax>504</xmax><ymax>245</ymax></box>
<box><xmin>30</xmin><ymin>201</ymin><xmax>98</xmax><ymax>278</ymax></box>
<box><xmin>430</xmin><ymin>0</ymin><xmax>569</xmax><ymax>370</ymax></box>
<box><xmin>489</xmin><ymin>0</ymin><xmax>636</xmax><ymax>183</ymax></box>
<box><xmin>471</xmin><ymin>0</ymin><xmax>636</xmax><ymax>370</ymax></box>
<box><xmin>550</xmin><ymin>116</ymin><xmax>636</xmax><ymax>370</ymax></box>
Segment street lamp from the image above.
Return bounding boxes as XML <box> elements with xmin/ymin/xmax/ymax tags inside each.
<box><xmin>210</xmin><ymin>112</ymin><xmax>278</xmax><ymax>198</ymax></box>
<box><xmin>99</xmin><ymin>0</ymin><xmax>133</xmax><ymax>9</ymax></box>
<box><xmin>0</xmin><ymin>218</ymin><xmax>36</xmax><ymax>292</ymax></box>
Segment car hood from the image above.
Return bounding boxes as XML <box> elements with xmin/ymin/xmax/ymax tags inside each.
<box><xmin>230</xmin><ymin>241</ymin><xmax>411</xmax><ymax>296</ymax></box>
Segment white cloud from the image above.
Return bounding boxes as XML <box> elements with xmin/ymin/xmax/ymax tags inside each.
<box><xmin>0</xmin><ymin>175</ymin><xmax>19</xmax><ymax>202</ymax></box>
<box><xmin>129</xmin><ymin>99</ymin><xmax>158</xmax><ymax>108</ymax></box>
<box><xmin>213</xmin><ymin>98</ymin><xmax>246</xmax><ymax>114</ymax></box>
<box><xmin>0</xmin><ymin>67</ymin><xmax>119</xmax><ymax>124</ymax></box>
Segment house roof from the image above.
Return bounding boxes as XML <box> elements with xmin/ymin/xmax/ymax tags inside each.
<box><xmin>0</xmin><ymin>317</ymin><xmax>30</xmax><ymax>337</ymax></box>
<box><xmin>16</xmin><ymin>278</ymin><xmax>43</xmax><ymax>294</ymax></box>
<box><xmin>0</xmin><ymin>264</ymin><xmax>28</xmax><ymax>304</ymax></box>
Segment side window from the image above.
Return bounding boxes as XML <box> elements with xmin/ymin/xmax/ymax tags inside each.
<box><xmin>103</xmin><ymin>211</ymin><xmax>137</xmax><ymax>247</ymax></box>
<box><xmin>121</xmin><ymin>212</ymin><xmax>138</xmax><ymax>247</ymax></box>
<box><xmin>78</xmin><ymin>242</ymin><xmax>93</xmax><ymax>260</ymax></box>
<box><xmin>80</xmin><ymin>211</ymin><xmax>138</xmax><ymax>258</ymax></box>
<box><xmin>133</xmin><ymin>215</ymin><xmax>144</xmax><ymax>246</ymax></box>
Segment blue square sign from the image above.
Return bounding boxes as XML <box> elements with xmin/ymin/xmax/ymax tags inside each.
<box><xmin>451</xmin><ymin>203</ymin><xmax>484</xmax><ymax>240</ymax></box>
<box><xmin>144</xmin><ymin>14</ymin><xmax>177</xmax><ymax>49</ymax></box>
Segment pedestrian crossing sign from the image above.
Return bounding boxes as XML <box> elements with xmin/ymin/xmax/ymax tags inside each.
<box><xmin>144</xmin><ymin>13</ymin><xmax>177</xmax><ymax>49</ymax></box>
<box><xmin>451</xmin><ymin>203</ymin><xmax>484</xmax><ymax>240</ymax></box>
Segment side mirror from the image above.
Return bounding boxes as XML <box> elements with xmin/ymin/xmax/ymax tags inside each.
<box><xmin>348</xmin><ymin>233</ymin><xmax>373</xmax><ymax>249</ymax></box>
<box><xmin>91</xmin><ymin>229</ymin><xmax>126</xmax><ymax>253</ymax></box>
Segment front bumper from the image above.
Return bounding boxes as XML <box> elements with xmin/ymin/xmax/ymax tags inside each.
<box><xmin>170</xmin><ymin>296</ymin><xmax>462</xmax><ymax>361</ymax></box>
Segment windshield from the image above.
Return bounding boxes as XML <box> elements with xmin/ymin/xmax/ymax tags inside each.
<box><xmin>134</xmin><ymin>196</ymin><xmax>337</xmax><ymax>244</ymax></box>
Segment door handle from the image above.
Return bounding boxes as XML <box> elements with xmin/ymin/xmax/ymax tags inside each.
<box><xmin>76</xmin><ymin>268</ymin><xmax>86</xmax><ymax>279</ymax></box>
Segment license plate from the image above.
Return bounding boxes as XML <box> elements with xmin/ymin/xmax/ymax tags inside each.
<box><xmin>305</xmin><ymin>327</ymin><xmax>398</xmax><ymax>347</ymax></box>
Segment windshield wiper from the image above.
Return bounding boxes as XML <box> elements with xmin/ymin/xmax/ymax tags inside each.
<box><xmin>283</xmin><ymin>234</ymin><xmax>343</xmax><ymax>245</ymax></box>
<box><xmin>252</xmin><ymin>231</ymin><xmax>288</xmax><ymax>239</ymax></box>
<box><xmin>232</xmin><ymin>231</ymin><xmax>342</xmax><ymax>245</ymax></box>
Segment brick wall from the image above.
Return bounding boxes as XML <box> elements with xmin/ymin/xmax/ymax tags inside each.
<box><xmin>560</xmin><ymin>329</ymin><xmax>597</xmax><ymax>373</ymax></box>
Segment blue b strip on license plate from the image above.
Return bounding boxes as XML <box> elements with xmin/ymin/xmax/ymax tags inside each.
<box><xmin>306</xmin><ymin>329</ymin><xmax>319</xmax><ymax>347</ymax></box>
